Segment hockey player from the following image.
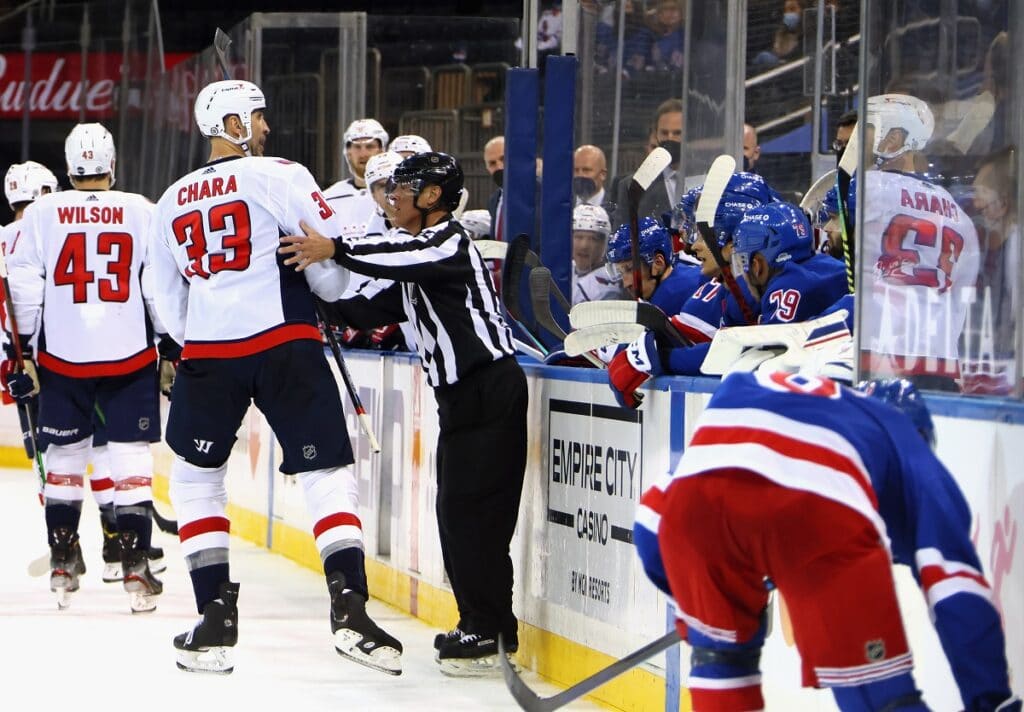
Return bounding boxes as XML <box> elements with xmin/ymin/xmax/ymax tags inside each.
<box><xmin>279</xmin><ymin>152</ymin><xmax>528</xmax><ymax>678</ymax></box>
<box><xmin>3</xmin><ymin>125</ymin><xmax>164</xmax><ymax>612</ymax></box>
<box><xmin>571</xmin><ymin>204</ymin><xmax>622</xmax><ymax>304</ymax></box>
<box><xmin>633</xmin><ymin>371</ymin><xmax>1020</xmax><ymax>712</ymax></box>
<box><xmin>390</xmin><ymin>134</ymin><xmax>432</xmax><ymax>157</ymax></box>
<box><xmin>151</xmin><ymin>80</ymin><xmax>401</xmax><ymax>675</ymax></box>
<box><xmin>323</xmin><ymin>118</ymin><xmax>389</xmax><ymax>242</ymax></box>
<box><xmin>605</xmin><ymin>216</ymin><xmax>700</xmax><ymax>314</ymax></box>
<box><xmin>860</xmin><ymin>94</ymin><xmax>980</xmax><ymax>390</ymax></box>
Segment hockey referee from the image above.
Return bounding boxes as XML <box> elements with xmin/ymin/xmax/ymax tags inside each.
<box><xmin>279</xmin><ymin>152</ymin><xmax>528</xmax><ymax>677</ymax></box>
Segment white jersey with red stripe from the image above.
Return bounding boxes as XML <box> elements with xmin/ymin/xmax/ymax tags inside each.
<box><xmin>860</xmin><ymin>170</ymin><xmax>980</xmax><ymax>378</ymax></box>
<box><xmin>323</xmin><ymin>177</ymin><xmax>377</xmax><ymax>241</ymax></box>
<box><xmin>6</xmin><ymin>190</ymin><xmax>160</xmax><ymax>377</ymax></box>
<box><xmin>150</xmin><ymin>155</ymin><xmax>349</xmax><ymax>359</ymax></box>
<box><xmin>633</xmin><ymin>370</ymin><xmax>1011</xmax><ymax>706</ymax></box>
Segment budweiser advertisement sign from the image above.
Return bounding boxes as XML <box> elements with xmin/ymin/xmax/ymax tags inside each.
<box><xmin>0</xmin><ymin>52</ymin><xmax>188</xmax><ymax>119</ymax></box>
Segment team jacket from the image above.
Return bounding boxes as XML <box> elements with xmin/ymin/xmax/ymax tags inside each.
<box><xmin>328</xmin><ymin>218</ymin><xmax>515</xmax><ymax>387</ymax></box>
<box><xmin>150</xmin><ymin>156</ymin><xmax>349</xmax><ymax>359</ymax></box>
<box><xmin>7</xmin><ymin>190</ymin><xmax>162</xmax><ymax>377</ymax></box>
<box><xmin>634</xmin><ymin>370</ymin><xmax>1014</xmax><ymax>709</ymax></box>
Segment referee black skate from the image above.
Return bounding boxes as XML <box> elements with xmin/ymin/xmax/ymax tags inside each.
<box><xmin>280</xmin><ymin>152</ymin><xmax>528</xmax><ymax>677</ymax></box>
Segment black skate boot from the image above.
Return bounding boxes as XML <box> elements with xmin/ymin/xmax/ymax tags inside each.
<box><xmin>328</xmin><ymin>572</ymin><xmax>403</xmax><ymax>675</ymax></box>
<box><xmin>436</xmin><ymin>629</ymin><xmax>518</xmax><ymax>677</ymax></box>
<box><xmin>120</xmin><ymin>531</ymin><xmax>163</xmax><ymax>613</ymax></box>
<box><xmin>147</xmin><ymin>546</ymin><xmax>166</xmax><ymax>575</ymax></box>
<box><xmin>101</xmin><ymin>521</ymin><xmax>122</xmax><ymax>582</ymax></box>
<box><xmin>50</xmin><ymin>527</ymin><xmax>86</xmax><ymax>610</ymax></box>
<box><xmin>174</xmin><ymin>581</ymin><xmax>239</xmax><ymax>674</ymax></box>
<box><xmin>433</xmin><ymin>626</ymin><xmax>464</xmax><ymax>658</ymax></box>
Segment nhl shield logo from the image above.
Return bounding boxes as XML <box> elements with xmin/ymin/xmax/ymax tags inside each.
<box><xmin>138</xmin><ymin>417</ymin><xmax>150</xmax><ymax>431</ymax></box>
<box><xmin>865</xmin><ymin>639</ymin><xmax>885</xmax><ymax>662</ymax></box>
<box><xmin>302</xmin><ymin>444</ymin><xmax>317</xmax><ymax>460</ymax></box>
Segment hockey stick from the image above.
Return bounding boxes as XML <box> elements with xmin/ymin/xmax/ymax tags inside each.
<box><xmin>473</xmin><ymin>239</ymin><xmax>509</xmax><ymax>260</ymax></box>
<box><xmin>564</xmin><ymin>323</ymin><xmax>646</xmax><ymax>357</ymax></box>
<box><xmin>315</xmin><ymin>302</ymin><xmax>381</xmax><ymax>453</ymax></box>
<box><xmin>835</xmin><ymin>124</ymin><xmax>859</xmax><ymax>294</ymax></box>
<box><xmin>213</xmin><ymin>27</ymin><xmax>232</xmax><ymax>77</ymax></box>
<box><xmin>627</xmin><ymin>147</ymin><xmax>673</xmax><ymax>298</ymax></box>
<box><xmin>799</xmin><ymin>168</ymin><xmax>837</xmax><ymax>216</ymax></box>
<box><xmin>695</xmin><ymin>155</ymin><xmax>756</xmax><ymax>325</ymax></box>
<box><xmin>498</xmin><ymin>630</ymin><xmax>681</xmax><ymax>712</ymax></box>
<box><xmin>502</xmin><ymin>234</ymin><xmax>550</xmax><ymax>352</ymax></box>
<box><xmin>0</xmin><ymin>251</ymin><xmax>45</xmax><ymax>491</ymax></box>
<box><xmin>528</xmin><ymin>268</ymin><xmax>604</xmax><ymax>369</ymax></box>
<box><xmin>569</xmin><ymin>300</ymin><xmax>691</xmax><ymax>346</ymax></box>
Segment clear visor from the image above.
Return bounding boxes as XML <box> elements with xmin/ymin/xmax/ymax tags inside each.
<box><xmin>385</xmin><ymin>176</ymin><xmax>424</xmax><ymax>201</ymax></box>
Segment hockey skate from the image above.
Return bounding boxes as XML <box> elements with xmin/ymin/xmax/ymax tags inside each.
<box><xmin>120</xmin><ymin>531</ymin><xmax>163</xmax><ymax>613</ymax></box>
<box><xmin>49</xmin><ymin>527</ymin><xmax>86</xmax><ymax>610</ymax></box>
<box><xmin>433</xmin><ymin>626</ymin><xmax>463</xmax><ymax>660</ymax></box>
<box><xmin>174</xmin><ymin>582</ymin><xmax>239</xmax><ymax>674</ymax></box>
<box><xmin>436</xmin><ymin>630</ymin><xmax>518</xmax><ymax>677</ymax></box>
<box><xmin>328</xmin><ymin>572</ymin><xmax>403</xmax><ymax>675</ymax></box>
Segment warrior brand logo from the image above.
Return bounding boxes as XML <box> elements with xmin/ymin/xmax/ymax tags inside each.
<box><xmin>302</xmin><ymin>445</ymin><xmax>317</xmax><ymax>460</ymax></box>
<box><xmin>194</xmin><ymin>439</ymin><xmax>214</xmax><ymax>454</ymax></box>
<box><xmin>864</xmin><ymin>639</ymin><xmax>885</xmax><ymax>662</ymax></box>
<box><xmin>138</xmin><ymin>417</ymin><xmax>150</xmax><ymax>431</ymax></box>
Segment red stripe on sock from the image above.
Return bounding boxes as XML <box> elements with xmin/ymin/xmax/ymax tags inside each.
<box><xmin>689</xmin><ymin>684</ymin><xmax>764</xmax><ymax>711</ymax></box>
<box><xmin>313</xmin><ymin>512</ymin><xmax>362</xmax><ymax>539</ymax></box>
<box><xmin>179</xmin><ymin>516</ymin><xmax>231</xmax><ymax>542</ymax></box>
<box><xmin>114</xmin><ymin>476</ymin><xmax>153</xmax><ymax>490</ymax></box>
<box><xmin>90</xmin><ymin>477</ymin><xmax>114</xmax><ymax>491</ymax></box>
<box><xmin>46</xmin><ymin>473</ymin><xmax>84</xmax><ymax>487</ymax></box>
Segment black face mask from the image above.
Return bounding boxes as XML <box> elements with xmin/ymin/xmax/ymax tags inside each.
<box><xmin>492</xmin><ymin>169</ymin><xmax>504</xmax><ymax>189</ymax></box>
<box><xmin>573</xmin><ymin>176</ymin><xmax>597</xmax><ymax>200</ymax></box>
<box><xmin>659</xmin><ymin>140</ymin><xmax>681</xmax><ymax>165</ymax></box>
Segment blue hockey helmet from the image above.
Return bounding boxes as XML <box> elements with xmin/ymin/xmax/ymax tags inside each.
<box><xmin>818</xmin><ymin>186</ymin><xmax>839</xmax><ymax>226</ymax></box>
<box><xmin>606</xmin><ymin>216</ymin><xmax>673</xmax><ymax>266</ymax></box>
<box><xmin>856</xmin><ymin>378</ymin><xmax>936</xmax><ymax>449</ymax></box>
<box><xmin>731</xmin><ymin>201</ymin><xmax>814</xmax><ymax>273</ymax></box>
<box><xmin>710</xmin><ymin>172</ymin><xmax>776</xmax><ymax>247</ymax></box>
<box><xmin>669</xmin><ymin>186</ymin><xmax>703</xmax><ymax>245</ymax></box>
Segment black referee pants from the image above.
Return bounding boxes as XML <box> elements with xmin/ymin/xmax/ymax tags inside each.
<box><xmin>434</xmin><ymin>356</ymin><xmax>528</xmax><ymax>641</ymax></box>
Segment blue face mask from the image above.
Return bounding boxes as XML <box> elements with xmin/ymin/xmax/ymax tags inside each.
<box><xmin>782</xmin><ymin>12</ymin><xmax>800</xmax><ymax>31</ymax></box>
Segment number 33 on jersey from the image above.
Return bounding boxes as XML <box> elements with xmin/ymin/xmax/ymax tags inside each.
<box><xmin>7</xmin><ymin>190</ymin><xmax>161</xmax><ymax>377</ymax></box>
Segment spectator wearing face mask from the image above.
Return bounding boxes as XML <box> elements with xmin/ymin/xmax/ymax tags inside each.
<box><xmin>612</xmin><ymin>99</ymin><xmax>683</xmax><ymax>230</ymax></box>
<box><xmin>573</xmin><ymin>145</ymin><xmax>615</xmax><ymax>215</ymax></box>
<box><xmin>752</xmin><ymin>0</ymin><xmax>804</xmax><ymax>69</ymax></box>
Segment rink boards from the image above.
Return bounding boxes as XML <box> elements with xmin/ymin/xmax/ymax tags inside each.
<box><xmin>0</xmin><ymin>351</ymin><xmax>1020</xmax><ymax>712</ymax></box>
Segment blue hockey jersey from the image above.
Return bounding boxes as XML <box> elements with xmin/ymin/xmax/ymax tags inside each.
<box><xmin>634</xmin><ymin>370</ymin><xmax>1014</xmax><ymax>709</ymax></box>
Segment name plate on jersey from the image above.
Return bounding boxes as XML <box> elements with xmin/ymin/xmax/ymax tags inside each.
<box><xmin>545</xmin><ymin>397</ymin><xmax>643</xmax><ymax>623</ymax></box>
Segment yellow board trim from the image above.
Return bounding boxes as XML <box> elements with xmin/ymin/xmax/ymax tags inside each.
<box><xmin>7</xmin><ymin>446</ymin><xmax>683</xmax><ymax>712</ymax></box>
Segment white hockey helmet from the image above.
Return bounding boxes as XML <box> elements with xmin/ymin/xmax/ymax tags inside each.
<box><xmin>194</xmin><ymin>80</ymin><xmax>266</xmax><ymax>152</ymax></box>
<box><xmin>364</xmin><ymin>151</ymin><xmax>405</xmax><ymax>189</ymax></box>
<box><xmin>344</xmin><ymin>118</ymin><xmax>389</xmax><ymax>149</ymax></box>
<box><xmin>866</xmin><ymin>93</ymin><xmax>934</xmax><ymax>162</ymax></box>
<box><xmin>65</xmin><ymin>123</ymin><xmax>116</xmax><ymax>184</ymax></box>
<box><xmin>390</xmin><ymin>134</ymin><xmax>432</xmax><ymax>156</ymax></box>
<box><xmin>573</xmin><ymin>204</ymin><xmax>611</xmax><ymax>238</ymax></box>
<box><xmin>458</xmin><ymin>209</ymin><xmax>491</xmax><ymax>239</ymax></box>
<box><xmin>5</xmin><ymin>161</ymin><xmax>58</xmax><ymax>206</ymax></box>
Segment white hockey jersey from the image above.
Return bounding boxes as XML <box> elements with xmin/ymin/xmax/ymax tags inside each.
<box><xmin>323</xmin><ymin>178</ymin><xmax>377</xmax><ymax>241</ymax></box>
<box><xmin>860</xmin><ymin>169</ymin><xmax>980</xmax><ymax>378</ymax></box>
<box><xmin>6</xmin><ymin>190</ymin><xmax>160</xmax><ymax>377</ymax></box>
<box><xmin>572</xmin><ymin>263</ymin><xmax>624</xmax><ymax>305</ymax></box>
<box><xmin>150</xmin><ymin>156</ymin><xmax>349</xmax><ymax>359</ymax></box>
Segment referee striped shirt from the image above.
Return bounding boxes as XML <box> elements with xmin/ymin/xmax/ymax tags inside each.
<box><xmin>331</xmin><ymin>218</ymin><xmax>516</xmax><ymax>387</ymax></box>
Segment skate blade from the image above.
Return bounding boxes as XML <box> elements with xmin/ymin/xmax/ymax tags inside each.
<box><xmin>333</xmin><ymin>630</ymin><xmax>402</xmax><ymax>676</ymax></box>
<box><xmin>438</xmin><ymin>653</ymin><xmax>517</xmax><ymax>678</ymax></box>
<box><xmin>102</xmin><ymin>563</ymin><xmax>123</xmax><ymax>582</ymax></box>
<box><xmin>129</xmin><ymin>591</ymin><xmax>158</xmax><ymax>614</ymax></box>
<box><xmin>175</xmin><ymin>647</ymin><xmax>234</xmax><ymax>675</ymax></box>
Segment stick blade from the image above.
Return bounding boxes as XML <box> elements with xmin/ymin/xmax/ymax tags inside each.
<box><xmin>630</xmin><ymin>147</ymin><xmax>673</xmax><ymax>192</ymax></box>
<box><xmin>695</xmin><ymin>154</ymin><xmax>736</xmax><ymax>225</ymax></box>
<box><xmin>473</xmin><ymin>239</ymin><xmax>509</xmax><ymax>260</ymax></box>
<box><xmin>565</xmin><ymin>323</ymin><xmax>645</xmax><ymax>356</ymax></box>
<box><xmin>529</xmin><ymin>266</ymin><xmax>568</xmax><ymax>341</ymax></box>
<box><xmin>502</xmin><ymin>234</ymin><xmax>532</xmax><ymax>322</ymax></box>
<box><xmin>838</xmin><ymin>122</ymin><xmax>859</xmax><ymax>176</ymax></box>
<box><xmin>799</xmin><ymin>168</ymin><xmax>838</xmax><ymax>213</ymax></box>
<box><xmin>569</xmin><ymin>300</ymin><xmax>639</xmax><ymax>330</ymax></box>
<box><xmin>499</xmin><ymin>635</ymin><xmax>555</xmax><ymax>712</ymax></box>
<box><xmin>214</xmin><ymin>27</ymin><xmax>232</xmax><ymax>55</ymax></box>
